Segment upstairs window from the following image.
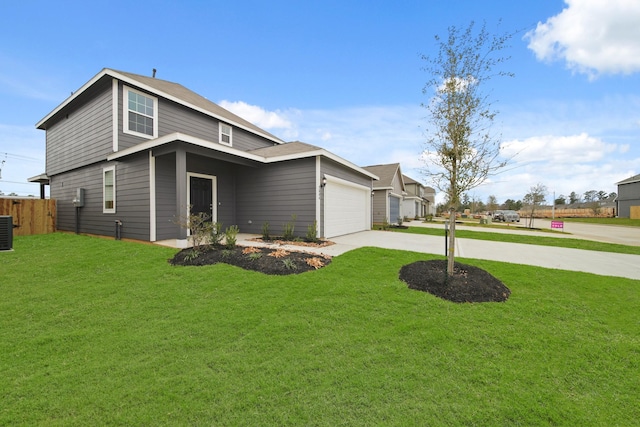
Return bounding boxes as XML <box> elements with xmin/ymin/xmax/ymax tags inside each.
<box><xmin>124</xmin><ymin>86</ymin><xmax>157</xmax><ymax>138</ymax></box>
<box><xmin>219</xmin><ymin>122</ymin><xmax>232</xmax><ymax>146</ymax></box>
<box><xmin>103</xmin><ymin>166</ymin><xmax>116</xmax><ymax>213</ymax></box>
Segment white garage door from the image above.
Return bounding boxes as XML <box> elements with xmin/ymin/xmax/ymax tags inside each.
<box><xmin>324</xmin><ymin>175</ymin><xmax>370</xmax><ymax>238</ymax></box>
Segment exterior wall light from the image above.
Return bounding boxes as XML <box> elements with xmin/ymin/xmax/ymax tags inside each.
<box><xmin>321</xmin><ymin>177</ymin><xmax>327</xmax><ymax>187</ymax></box>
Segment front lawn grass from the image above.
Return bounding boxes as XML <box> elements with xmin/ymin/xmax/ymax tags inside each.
<box><xmin>1</xmin><ymin>233</ymin><xmax>639</xmax><ymax>425</ymax></box>
<box><xmin>391</xmin><ymin>225</ymin><xmax>640</xmax><ymax>255</ymax></box>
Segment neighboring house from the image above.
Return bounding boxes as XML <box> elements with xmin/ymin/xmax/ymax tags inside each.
<box><xmin>423</xmin><ymin>186</ymin><xmax>436</xmax><ymax>216</ymax></box>
<box><xmin>363</xmin><ymin>163</ymin><xmax>405</xmax><ymax>224</ymax></box>
<box><xmin>616</xmin><ymin>173</ymin><xmax>640</xmax><ymax>218</ymax></box>
<box><xmin>402</xmin><ymin>174</ymin><xmax>435</xmax><ymax>218</ymax></box>
<box><xmin>35</xmin><ymin>68</ymin><xmax>378</xmax><ymax>246</ymax></box>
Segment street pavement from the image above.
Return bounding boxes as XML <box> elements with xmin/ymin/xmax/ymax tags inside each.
<box><xmin>237</xmin><ymin>220</ymin><xmax>640</xmax><ymax>280</ymax></box>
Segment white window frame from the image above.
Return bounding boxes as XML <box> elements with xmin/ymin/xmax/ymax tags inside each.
<box><xmin>219</xmin><ymin>122</ymin><xmax>232</xmax><ymax>146</ymax></box>
<box><xmin>123</xmin><ymin>85</ymin><xmax>158</xmax><ymax>139</ymax></box>
<box><xmin>103</xmin><ymin>165</ymin><xmax>116</xmax><ymax>214</ymax></box>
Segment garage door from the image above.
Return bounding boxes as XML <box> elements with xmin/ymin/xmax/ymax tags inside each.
<box><xmin>324</xmin><ymin>175</ymin><xmax>370</xmax><ymax>238</ymax></box>
<box><xmin>389</xmin><ymin>195</ymin><xmax>400</xmax><ymax>224</ymax></box>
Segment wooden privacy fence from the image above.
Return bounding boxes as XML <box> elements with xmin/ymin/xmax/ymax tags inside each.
<box><xmin>521</xmin><ymin>207</ymin><xmax>616</xmax><ymax>218</ymax></box>
<box><xmin>0</xmin><ymin>198</ymin><xmax>56</xmax><ymax>236</ymax></box>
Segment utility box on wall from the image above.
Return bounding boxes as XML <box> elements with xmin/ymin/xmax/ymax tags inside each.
<box><xmin>72</xmin><ymin>188</ymin><xmax>85</xmax><ymax>208</ymax></box>
<box><xmin>0</xmin><ymin>215</ymin><xmax>13</xmax><ymax>251</ymax></box>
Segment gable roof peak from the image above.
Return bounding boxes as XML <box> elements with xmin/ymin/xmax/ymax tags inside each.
<box><xmin>36</xmin><ymin>68</ymin><xmax>284</xmax><ymax>145</ymax></box>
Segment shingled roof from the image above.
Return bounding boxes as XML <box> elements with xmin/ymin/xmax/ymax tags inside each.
<box><xmin>363</xmin><ymin>163</ymin><xmax>403</xmax><ymax>189</ymax></box>
<box><xmin>616</xmin><ymin>173</ymin><xmax>640</xmax><ymax>185</ymax></box>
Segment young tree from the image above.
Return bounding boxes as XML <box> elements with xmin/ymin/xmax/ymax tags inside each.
<box><xmin>523</xmin><ymin>183</ymin><xmax>547</xmax><ymax>228</ymax></box>
<box><xmin>421</xmin><ymin>21</ymin><xmax>513</xmax><ymax>274</ymax></box>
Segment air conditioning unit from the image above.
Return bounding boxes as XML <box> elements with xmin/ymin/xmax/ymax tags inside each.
<box><xmin>0</xmin><ymin>216</ymin><xmax>13</xmax><ymax>251</ymax></box>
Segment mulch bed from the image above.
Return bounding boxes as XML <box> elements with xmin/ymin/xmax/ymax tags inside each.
<box><xmin>169</xmin><ymin>245</ymin><xmax>332</xmax><ymax>275</ymax></box>
<box><xmin>399</xmin><ymin>259</ymin><xmax>511</xmax><ymax>303</ymax></box>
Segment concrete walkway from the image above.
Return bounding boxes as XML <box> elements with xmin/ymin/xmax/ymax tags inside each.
<box><xmin>236</xmin><ymin>222</ymin><xmax>640</xmax><ymax>280</ymax></box>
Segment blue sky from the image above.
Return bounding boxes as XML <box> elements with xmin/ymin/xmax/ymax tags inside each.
<box><xmin>1</xmin><ymin>0</ymin><xmax>639</xmax><ymax>205</ymax></box>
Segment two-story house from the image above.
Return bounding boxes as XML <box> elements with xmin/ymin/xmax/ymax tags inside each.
<box><xmin>35</xmin><ymin>68</ymin><xmax>377</xmax><ymax>246</ymax></box>
<box><xmin>402</xmin><ymin>174</ymin><xmax>434</xmax><ymax>218</ymax></box>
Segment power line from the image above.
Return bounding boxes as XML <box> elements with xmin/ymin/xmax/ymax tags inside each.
<box><xmin>1</xmin><ymin>152</ymin><xmax>43</xmax><ymax>162</ymax></box>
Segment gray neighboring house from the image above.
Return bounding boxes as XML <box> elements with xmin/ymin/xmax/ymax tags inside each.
<box><xmin>616</xmin><ymin>173</ymin><xmax>640</xmax><ymax>218</ymax></box>
<box><xmin>363</xmin><ymin>163</ymin><xmax>405</xmax><ymax>224</ymax></box>
<box><xmin>35</xmin><ymin>68</ymin><xmax>378</xmax><ymax>246</ymax></box>
<box><xmin>402</xmin><ymin>174</ymin><xmax>436</xmax><ymax>218</ymax></box>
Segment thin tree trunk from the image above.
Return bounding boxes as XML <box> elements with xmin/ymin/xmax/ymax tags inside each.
<box><xmin>447</xmin><ymin>209</ymin><xmax>456</xmax><ymax>275</ymax></box>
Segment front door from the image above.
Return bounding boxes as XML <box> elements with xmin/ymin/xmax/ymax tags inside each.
<box><xmin>189</xmin><ymin>174</ymin><xmax>216</xmax><ymax>222</ymax></box>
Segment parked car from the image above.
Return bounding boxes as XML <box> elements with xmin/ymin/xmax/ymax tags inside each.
<box><xmin>493</xmin><ymin>210</ymin><xmax>520</xmax><ymax>222</ymax></box>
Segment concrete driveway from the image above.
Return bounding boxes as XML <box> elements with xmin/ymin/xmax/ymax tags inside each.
<box><xmin>238</xmin><ymin>221</ymin><xmax>640</xmax><ymax>280</ymax></box>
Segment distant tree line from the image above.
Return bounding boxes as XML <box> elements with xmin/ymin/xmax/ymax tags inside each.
<box><xmin>435</xmin><ymin>189</ymin><xmax>617</xmax><ymax>215</ymax></box>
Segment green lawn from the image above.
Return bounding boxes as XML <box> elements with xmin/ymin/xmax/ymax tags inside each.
<box><xmin>1</xmin><ymin>233</ymin><xmax>639</xmax><ymax>425</ymax></box>
<box><xmin>390</xmin><ymin>225</ymin><xmax>640</xmax><ymax>255</ymax></box>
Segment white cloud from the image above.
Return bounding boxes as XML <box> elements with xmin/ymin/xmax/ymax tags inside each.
<box><xmin>212</xmin><ymin>99</ymin><xmax>638</xmax><ymax>207</ymax></box>
<box><xmin>525</xmin><ymin>0</ymin><xmax>640</xmax><ymax>78</ymax></box>
<box><xmin>218</xmin><ymin>100</ymin><xmax>295</xmax><ymax>131</ymax></box>
<box><xmin>501</xmin><ymin>133</ymin><xmax>618</xmax><ymax>163</ymax></box>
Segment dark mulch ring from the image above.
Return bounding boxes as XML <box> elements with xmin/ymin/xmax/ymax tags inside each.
<box><xmin>169</xmin><ymin>245</ymin><xmax>332</xmax><ymax>275</ymax></box>
<box><xmin>399</xmin><ymin>259</ymin><xmax>511</xmax><ymax>303</ymax></box>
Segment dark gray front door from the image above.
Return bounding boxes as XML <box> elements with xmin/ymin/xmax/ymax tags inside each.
<box><xmin>190</xmin><ymin>176</ymin><xmax>213</xmax><ymax>221</ymax></box>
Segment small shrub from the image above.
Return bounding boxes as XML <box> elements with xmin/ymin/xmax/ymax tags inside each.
<box><xmin>425</xmin><ymin>214</ymin><xmax>434</xmax><ymax>222</ymax></box>
<box><xmin>281</xmin><ymin>258</ymin><xmax>297</xmax><ymax>270</ymax></box>
<box><xmin>220</xmin><ymin>249</ymin><xmax>233</xmax><ymax>259</ymax></box>
<box><xmin>210</xmin><ymin>221</ymin><xmax>224</xmax><ymax>245</ymax></box>
<box><xmin>282</xmin><ymin>214</ymin><xmax>297</xmax><ymax>241</ymax></box>
<box><xmin>225</xmin><ymin>225</ymin><xmax>239</xmax><ymax>249</ymax></box>
<box><xmin>381</xmin><ymin>217</ymin><xmax>390</xmax><ymax>231</ymax></box>
<box><xmin>306</xmin><ymin>220</ymin><xmax>319</xmax><ymax>243</ymax></box>
<box><xmin>397</xmin><ymin>216</ymin><xmax>404</xmax><ymax>226</ymax></box>
<box><xmin>262</xmin><ymin>221</ymin><xmax>270</xmax><ymax>240</ymax></box>
<box><xmin>247</xmin><ymin>252</ymin><xmax>263</xmax><ymax>261</ymax></box>
<box><xmin>183</xmin><ymin>249</ymin><xmax>201</xmax><ymax>261</ymax></box>
<box><xmin>175</xmin><ymin>209</ymin><xmax>213</xmax><ymax>248</ymax></box>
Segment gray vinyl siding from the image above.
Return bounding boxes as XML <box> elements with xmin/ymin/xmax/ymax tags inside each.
<box><xmin>117</xmin><ymin>82</ymin><xmax>276</xmax><ymax>152</ymax></box>
<box><xmin>155</xmin><ymin>153</ymin><xmax>178</xmax><ymax>240</ymax></box>
<box><xmin>236</xmin><ymin>158</ymin><xmax>316</xmax><ymax>236</ymax></box>
<box><xmin>46</xmin><ymin>84</ymin><xmax>113</xmax><ymax>176</ymax></box>
<box><xmin>391</xmin><ymin>171</ymin><xmax>403</xmax><ymax>195</ymax></box>
<box><xmin>320</xmin><ymin>158</ymin><xmax>371</xmax><ymax>188</ymax></box>
<box><xmin>372</xmin><ymin>191</ymin><xmax>388</xmax><ymax>224</ymax></box>
<box><xmin>50</xmin><ymin>154</ymin><xmax>150</xmax><ymax>240</ymax></box>
<box><xmin>114</xmin><ymin>154</ymin><xmax>151</xmax><ymax>241</ymax></box>
<box><xmin>617</xmin><ymin>182</ymin><xmax>640</xmax><ymax>218</ymax></box>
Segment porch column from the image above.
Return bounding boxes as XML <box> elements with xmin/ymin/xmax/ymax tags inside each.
<box><xmin>176</xmin><ymin>149</ymin><xmax>188</xmax><ymax>240</ymax></box>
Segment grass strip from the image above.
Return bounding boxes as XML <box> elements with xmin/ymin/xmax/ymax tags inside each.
<box><xmin>390</xmin><ymin>226</ymin><xmax>640</xmax><ymax>255</ymax></box>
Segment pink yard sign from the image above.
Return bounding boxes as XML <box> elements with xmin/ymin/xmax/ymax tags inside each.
<box><xmin>551</xmin><ymin>220</ymin><xmax>564</xmax><ymax>230</ymax></box>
